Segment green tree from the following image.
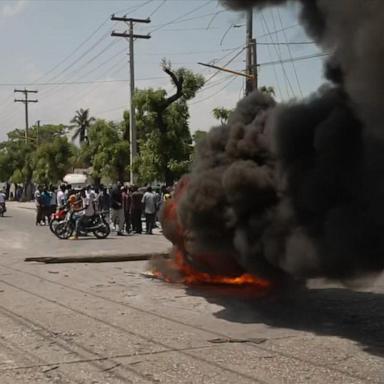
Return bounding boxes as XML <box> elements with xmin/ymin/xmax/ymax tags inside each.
<box><xmin>70</xmin><ymin>108</ymin><xmax>95</xmax><ymax>144</ymax></box>
<box><xmin>133</xmin><ymin>61</ymin><xmax>205</xmax><ymax>185</ymax></box>
<box><xmin>32</xmin><ymin>137</ymin><xmax>76</xmax><ymax>185</ymax></box>
<box><xmin>0</xmin><ymin>124</ymin><xmax>72</xmax><ymax>199</ymax></box>
<box><xmin>81</xmin><ymin>119</ymin><xmax>130</xmax><ymax>185</ymax></box>
<box><xmin>212</xmin><ymin>107</ymin><xmax>232</xmax><ymax>124</ymax></box>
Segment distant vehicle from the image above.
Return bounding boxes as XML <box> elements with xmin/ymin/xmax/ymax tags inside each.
<box><xmin>63</xmin><ymin>173</ymin><xmax>87</xmax><ymax>190</ymax></box>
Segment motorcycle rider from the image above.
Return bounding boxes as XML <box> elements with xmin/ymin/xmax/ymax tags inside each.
<box><xmin>70</xmin><ymin>188</ymin><xmax>96</xmax><ymax>240</ymax></box>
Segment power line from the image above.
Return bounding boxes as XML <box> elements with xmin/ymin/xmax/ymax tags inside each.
<box><xmin>206</xmin><ymin>10</ymin><xmax>223</xmax><ymax>30</ymax></box>
<box><xmin>276</xmin><ymin>8</ymin><xmax>303</xmax><ymax>97</ymax></box>
<box><xmin>60</xmin><ymin>39</ymin><xmax>120</xmax><ymax>82</ymax></box>
<box><xmin>190</xmin><ymin>77</ymin><xmax>239</xmax><ymax>105</ymax></box>
<box><xmin>36</xmin><ymin>39</ymin><xmax>123</xmax><ymax>100</ymax></box>
<box><xmin>54</xmin><ymin>60</ymin><xmax>130</xmax><ymax>109</ymax></box>
<box><xmin>0</xmin><ymin>77</ymin><xmax>168</xmax><ymax>87</ymax></box>
<box><xmin>258</xmin><ymin>52</ymin><xmax>328</xmax><ymax>67</ymax></box>
<box><xmin>257</xmin><ymin>14</ymin><xmax>285</xmax><ymax>100</ymax></box>
<box><xmin>156</xmin><ymin>26</ymin><xmax>221</xmax><ymax>32</ymax></box>
<box><xmin>257</xmin><ymin>23</ymin><xmax>300</xmax><ymax>39</ymax></box>
<box><xmin>34</xmin><ymin>20</ymin><xmax>110</xmax><ymax>84</ymax></box>
<box><xmin>149</xmin><ymin>0</ymin><xmax>167</xmax><ymax>17</ymax></box>
<box><xmin>149</xmin><ymin>3</ymin><xmax>220</xmax><ymax>33</ymax></box>
<box><xmin>29</xmin><ymin>2</ymin><xmax>154</xmax><ymax>86</ymax></box>
<box><xmin>43</xmin><ymin>32</ymin><xmax>114</xmax><ymax>84</ymax></box>
<box><xmin>261</xmin><ymin>12</ymin><xmax>295</xmax><ymax>97</ymax></box>
<box><xmin>141</xmin><ymin>46</ymin><xmax>245</xmax><ymax>56</ymax></box>
<box><xmin>256</xmin><ymin>41</ymin><xmax>315</xmax><ymax>45</ymax></box>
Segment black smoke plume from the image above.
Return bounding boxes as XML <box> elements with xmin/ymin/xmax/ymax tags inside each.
<box><xmin>163</xmin><ymin>0</ymin><xmax>384</xmax><ymax>284</ymax></box>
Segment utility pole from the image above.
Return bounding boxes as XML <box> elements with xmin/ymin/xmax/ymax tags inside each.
<box><xmin>14</xmin><ymin>89</ymin><xmax>38</xmax><ymax>143</ymax></box>
<box><xmin>36</xmin><ymin>120</ymin><xmax>40</xmax><ymax>145</ymax></box>
<box><xmin>111</xmin><ymin>15</ymin><xmax>151</xmax><ymax>184</ymax></box>
<box><xmin>245</xmin><ymin>9</ymin><xmax>257</xmax><ymax>95</ymax></box>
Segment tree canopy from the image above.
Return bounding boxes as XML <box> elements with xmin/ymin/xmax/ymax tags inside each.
<box><xmin>212</xmin><ymin>107</ymin><xmax>233</xmax><ymax>124</ymax></box>
<box><xmin>133</xmin><ymin>62</ymin><xmax>205</xmax><ymax>185</ymax></box>
<box><xmin>80</xmin><ymin>119</ymin><xmax>130</xmax><ymax>185</ymax></box>
<box><xmin>0</xmin><ymin>124</ymin><xmax>76</xmax><ymax>199</ymax></box>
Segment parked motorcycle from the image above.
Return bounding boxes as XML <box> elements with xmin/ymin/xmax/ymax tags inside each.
<box><xmin>53</xmin><ymin>211</ymin><xmax>110</xmax><ymax>240</ymax></box>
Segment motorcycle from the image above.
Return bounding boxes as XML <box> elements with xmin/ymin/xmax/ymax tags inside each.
<box><xmin>49</xmin><ymin>207</ymin><xmax>68</xmax><ymax>234</ymax></box>
<box><xmin>0</xmin><ymin>202</ymin><xmax>6</xmax><ymax>217</ymax></box>
<box><xmin>53</xmin><ymin>210</ymin><xmax>110</xmax><ymax>240</ymax></box>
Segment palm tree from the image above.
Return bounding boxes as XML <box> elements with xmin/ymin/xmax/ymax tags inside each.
<box><xmin>212</xmin><ymin>107</ymin><xmax>233</xmax><ymax>125</ymax></box>
<box><xmin>70</xmin><ymin>108</ymin><xmax>95</xmax><ymax>144</ymax></box>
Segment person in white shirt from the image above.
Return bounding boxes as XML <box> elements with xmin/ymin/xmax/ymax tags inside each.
<box><xmin>57</xmin><ymin>184</ymin><xmax>66</xmax><ymax>209</ymax></box>
<box><xmin>141</xmin><ymin>186</ymin><xmax>157</xmax><ymax>234</ymax></box>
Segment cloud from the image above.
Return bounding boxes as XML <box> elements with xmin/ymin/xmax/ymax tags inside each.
<box><xmin>1</xmin><ymin>0</ymin><xmax>27</xmax><ymax>17</ymax></box>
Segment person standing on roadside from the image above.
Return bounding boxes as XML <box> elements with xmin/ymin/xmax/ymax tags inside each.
<box><xmin>142</xmin><ymin>186</ymin><xmax>157</xmax><ymax>235</ymax></box>
<box><xmin>122</xmin><ymin>186</ymin><xmax>132</xmax><ymax>234</ymax></box>
<box><xmin>49</xmin><ymin>185</ymin><xmax>57</xmax><ymax>219</ymax></box>
<box><xmin>57</xmin><ymin>184</ymin><xmax>66</xmax><ymax>210</ymax></box>
<box><xmin>131</xmin><ymin>186</ymin><xmax>143</xmax><ymax>234</ymax></box>
<box><xmin>34</xmin><ymin>185</ymin><xmax>43</xmax><ymax>225</ymax></box>
<box><xmin>111</xmin><ymin>182</ymin><xmax>125</xmax><ymax>235</ymax></box>
<box><xmin>99</xmin><ymin>185</ymin><xmax>111</xmax><ymax>217</ymax></box>
<box><xmin>40</xmin><ymin>186</ymin><xmax>51</xmax><ymax>225</ymax></box>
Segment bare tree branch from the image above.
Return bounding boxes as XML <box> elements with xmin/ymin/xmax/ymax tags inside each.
<box><xmin>163</xmin><ymin>66</ymin><xmax>184</xmax><ymax>109</ymax></box>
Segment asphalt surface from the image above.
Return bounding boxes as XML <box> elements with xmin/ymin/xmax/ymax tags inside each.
<box><xmin>0</xmin><ymin>202</ymin><xmax>383</xmax><ymax>383</ymax></box>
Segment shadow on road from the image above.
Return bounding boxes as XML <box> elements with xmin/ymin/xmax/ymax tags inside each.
<box><xmin>185</xmin><ymin>285</ymin><xmax>384</xmax><ymax>358</ymax></box>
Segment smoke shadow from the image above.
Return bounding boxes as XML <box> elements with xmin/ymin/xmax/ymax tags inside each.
<box><xmin>185</xmin><ymin>284</ymin><xmax>384</xmax><ymax>358</ymax></box>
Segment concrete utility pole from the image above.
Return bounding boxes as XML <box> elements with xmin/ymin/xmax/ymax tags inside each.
<box><xmin>36</xmin><ymin>120</ymin><xmax>40</xmax><ymax>145</ymax></box>
<box><xmin>14</xmin><ymin>89</ymin><xmax>38</xmax><ymax>143</ymax></box>
<box><xmin>111</xmin><ymin>15</ymin><xmax>151</xmax><ymax>184</ymax></box>
<box><xmin>245</xmin><ymin>9</ymin><xmax>257</xmax><ymax>95</ymax></box>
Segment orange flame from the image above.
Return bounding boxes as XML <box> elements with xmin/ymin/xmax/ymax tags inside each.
<box><xmin>155</xmin><ymin>176</ymin><xmax>271</xmax><ymax>290</ymax></box>
<box><xmin>173</xmin><ymin>249</ymin><xmax>270</xmax><ymax>287</ymax></box>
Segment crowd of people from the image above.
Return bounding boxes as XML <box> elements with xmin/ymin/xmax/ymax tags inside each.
<box><xmin>34</xmin><ymin>182</ymin><xmax>172</xmax><ymax>239</ymax></box>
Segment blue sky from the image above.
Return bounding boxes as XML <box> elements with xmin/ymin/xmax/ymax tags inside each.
<box><xmin>0</xmin><ymin>0</ymin><xmax>325</xmax><ymax>140</ymax></box>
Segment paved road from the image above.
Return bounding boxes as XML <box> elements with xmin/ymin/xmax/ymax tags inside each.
<box><xmin>0</xmin><ymin>202</ymin><xmax>383</xmax><ymax>383</ymax></box>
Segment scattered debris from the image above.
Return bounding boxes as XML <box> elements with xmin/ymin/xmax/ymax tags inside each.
<box><xmin>24</xmin><ymin>252</ymin><xmax>169</xmax><ymax>264</ymax></box>
<box><xmin>102</xmin><ymin>363</ymin><xmax>121</xmax><ymax>372</ymax></box>
<box><xmin>42</xmin><ymin>365</ymin><xmax>59</xmax><ymax>373</ymax></box>
<box><xmin>208</xmin><ymin>337</ymin><xmax>267</xmax><ymax>344</ymax></box>
<box><xmin>141</xmin><ymin>271</ymin><xmax>161</xmax><ymax>279</ymax></box>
